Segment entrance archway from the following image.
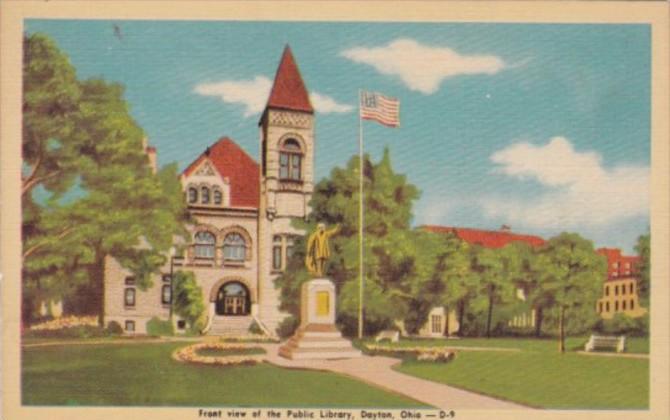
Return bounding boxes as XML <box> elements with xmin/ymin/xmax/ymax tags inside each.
<box><xmin>215</xmin><ymin>282</ymin><xmax>250</xmax><ymax>316</ymax></box>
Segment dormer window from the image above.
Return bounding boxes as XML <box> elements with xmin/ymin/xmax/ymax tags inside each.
<box><xmin>201</xmin><ymin>186</ymin><xmax>211</xmax><ymax>204</ymax></box>
<box><xmin>279</xmin><ymin>138</ymin><xmax>302</xmax><ymax>181</ymax></box>
<box><xmin>188</xmin><ymin>187</ymin><xmax>198</xmax><ymax>204</ymax></box>
<box><xmin>213</xmin><ymin>188</ymin><xmax>223</xmax><ymax>205</ymax></box>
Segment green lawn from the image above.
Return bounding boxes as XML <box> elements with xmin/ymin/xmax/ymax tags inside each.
<box><xmin>391</xmin><ymin>338</ymin><xmax>649</xmax><ymax>409</ymax></box>
<box><xmin>362</xmin><ymin>336</ymin><xmax>650</xmax><ymax>354</ymax></box>
<box><xmin>22</xmin><ymin>341</ymin><xmax>424</xmax><ymax>408</ymax></box>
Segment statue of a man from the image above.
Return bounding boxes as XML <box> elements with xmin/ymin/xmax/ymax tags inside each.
<box><xmin>305</xmin><ymin>223</ymin><xmax>340</xmax><ymax>277</ymax></box>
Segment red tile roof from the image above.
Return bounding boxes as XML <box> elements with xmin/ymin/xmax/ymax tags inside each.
<box><xmin>182</xmin><ymin>137</ymin><xmax>259</xmax><ymax>208</ymax></box>
<box><xmin>596</xmin><ymin>248</ymin><xmax>640</xmax><ymax>281</ymax></box>
<box><xmin>265</xmin><ymin>45</ymin><xmax>313</xmax><ymax>114</ymax></box>
<box><xmin>422</xmin><ymin>225</ymin><xmax>545</xmax><ymax>249</ymax></box>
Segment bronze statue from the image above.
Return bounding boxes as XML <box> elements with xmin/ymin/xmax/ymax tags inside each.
<box><xmin>305</xmin><ymin>223</ymin><xmax>340</xmax><ymax>276</ymax></box>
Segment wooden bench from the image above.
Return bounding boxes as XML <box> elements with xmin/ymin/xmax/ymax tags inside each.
<box><xmin>375</xmin><ymin>330</ymin><xmax>400</xmax><ymax>343</ymax></box>
<box><xmin>584</xmin><ymin>335</ymin><xmax>626</xmax><ymax>353</ymax></box>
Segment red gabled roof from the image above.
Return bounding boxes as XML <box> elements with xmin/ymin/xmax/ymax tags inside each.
<box><xmin>265</xmin><ymin>45</ymin><xmax>313</xmax><ymax>114</ymax></box>
<box><xmin>183</xmin><ymin>137</ymin><xmax>259</xmax><ymax>208</ymax></box>
<box><xmin>422</xmin><ymin>226</ymin><xmax>545</xmax><ymax>249</ymax></box>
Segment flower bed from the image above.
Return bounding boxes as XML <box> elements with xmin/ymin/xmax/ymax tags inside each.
<box><xmin>29</xmin><ymin>315</ymin><xmax>99</xmax><ymax>331</ymax></box>
<box><xmin>364</xmin><ymin>344</ymin><xmax>455</xmax><ymax>363</ymax></box>
<box><xmin>219</xmin><ymin>334</ymin><xmax>279</xmax><ymax>343</ymax></box>
<box><xmin>173</xmin><ymin>342</ymin><xmax>267</xmax><ymax>366</ymax></box>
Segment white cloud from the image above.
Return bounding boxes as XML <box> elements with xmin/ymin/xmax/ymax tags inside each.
<box><xmin>482</xmin><ymin>137</ymin><xmax>649</xmax><ymax>229</ymax></box>
<box><xmin>310</xmin><ymin>92</ymin><xmax>353</xmax><ymax>113</ymax></box>
<box><xmin>194</xmin><ymin>76</ymin><xmax>352</xmax><ymax>116</ymax></box>
<box><xmin>194</xmin><ymin>76</ymin><xmax>272</xmax><ymax>117</ymax></box>
<box><xmin>341</xmin><ymin>38</ymin><xmax>507</xmax><ymax>94</ymax></box>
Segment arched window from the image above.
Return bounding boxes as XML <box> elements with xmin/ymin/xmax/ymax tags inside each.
<box><xmin>279</xmin><ymin>138</ymin><xmax>302</xmax><ymax>181</ymax></box>
<box><xmin>201</xmin><ymin>186</ymin><xmax>211</xmax><ymax>204</ymax></box>
<box><xmin>223</xmin><ymin>233</ymin><xmax>246</xmax><ymax>261</ymax></box>
<box><xmin>188</xmin><ymin>187</ymin><xmax>198</xmax><ymax>204</ymax></box>
<box><xmin>213</xmin><ymin>188</ymin><xmax>223</xmax><ymax>205</ymax></box>
<box><xmin>194</xmin><ymin>231</ymin><xmax>216</xmax><ymax>259</ymax></box>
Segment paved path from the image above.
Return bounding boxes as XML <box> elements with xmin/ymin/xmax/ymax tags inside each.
<box><xmin>576</xmin><ymin>350</ymin><xmax>649</xmax><ymax>359</ymax></box>
<box><xmin>260</xmin><ymin>343</ymin><xmax>527</xmax><ymax>410</ymax></box>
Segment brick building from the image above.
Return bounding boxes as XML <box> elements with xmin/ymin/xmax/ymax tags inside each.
<box><xmin>595</xmin><ymin>248</ymin><xmax>647</xmax><ymax>319</ymax></box>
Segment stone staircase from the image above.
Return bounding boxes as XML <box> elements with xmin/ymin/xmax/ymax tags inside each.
<box><xmin>278</xmin><ymin>324</ymin><xmax>362</xmax><ymax>360</ymax></box>
<box><xmin>207</xmin><ymin>315</ymin><xmax>253</xmax><ymax>336</ymax></box>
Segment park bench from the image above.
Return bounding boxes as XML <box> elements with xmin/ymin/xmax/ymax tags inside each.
<box><xmin>375</xmin><ymin>330</ymin><xmax>400</xmax><ymax>343</ymax></box>
<box><xmin>584</xmin><ymin>335</ymin><xmax>626</xmax><ymax>353</ymax></box>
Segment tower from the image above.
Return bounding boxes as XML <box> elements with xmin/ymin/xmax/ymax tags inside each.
<box><xmin>257</xmin><ymin>46</ymin><xmax>315</xmax><ymax>329</ymax></box>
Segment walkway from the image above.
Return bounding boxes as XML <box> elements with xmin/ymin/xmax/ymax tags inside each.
<box><xmin>260</xmin><ymin>343</ymin><xmax>527</xmax><ymax>410</ymax></box>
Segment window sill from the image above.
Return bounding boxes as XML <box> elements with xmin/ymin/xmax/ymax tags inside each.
<box><xmin>124</xmin><ymin>306</ymin><xmax>136</xmax><ymax>311</ymax></box>
<box><xmin>271</xmin><ymin>269</ymin><xmax>284</xmax><ymax>275</ymax></box>
<box><xmin>224</xmin><ymin>261</ymin><xmax>246</xmax><ymax>268</ymax></box>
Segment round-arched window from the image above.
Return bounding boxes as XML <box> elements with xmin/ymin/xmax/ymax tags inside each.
<box><xmin>194</xmin><ymin>231</ymin><xmax>216</xmax><ymax>259</ymax></box>
<box><xmin>213</xmin><ymin>188</ymin><xmax>223</xmax><ymax>205</ymax></box>
<box><xmin>279</xmin><ymin>138</ymin><xmax>302</xmax><ymax>181</ymax></box>
<box><xmin>223</xmin><ymin>233</ymin><xmax>246</xmax><ymax>261</ymax></box>
<box><xmin>201</xmin><ymin>186</ymin><xmax>211</xmax><ymax>204</ymax></box>
<box><xmin>188</xmin><ymin>187</ymin><xmax>198</xmax><ymax>204</ymax></box>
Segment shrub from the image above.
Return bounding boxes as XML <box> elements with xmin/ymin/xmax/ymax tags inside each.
<box><xmin>173</xmin><ymin>271</ymin><xmax>206</xmax><ymax>334</ymax></box>
<box><xmin>146</xmin><ymin>317</ymin><xmax>174</xmax><ymax>337</ymax></box>
<box><xmin>596</xmin><ymin>313</ymin><xmax>648</xmax><ymax>337</ymax></box>
<box><xmin>106</xmin><ymin>321</ymin><xmax>123</xmax><ymax>335</ymax></box>
<box><xmin>276</xmin><ymin>316</ymin><xmax>299</xmax><ymax>339</ymax></box>
<box><xmin>22</xmin><ymin>325</ymin><xmax>108</xmax><ymax>339</ymax></box>
<box><xmin>248</xmin><ymin>321</ymin><xmax>264</xmax><ymax>335</ymax></box>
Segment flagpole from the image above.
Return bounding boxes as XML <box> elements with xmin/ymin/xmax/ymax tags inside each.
<box><xmin>358</xmin><ymin>89</ymin><xmax>364</xmax><ymax>339</ymax></box>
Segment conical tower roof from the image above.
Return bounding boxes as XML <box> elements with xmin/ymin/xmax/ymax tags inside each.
<box><xmin>265</xmin><ymin>45</ymin><xmax>313</xmax><ymax>114</ymax></box>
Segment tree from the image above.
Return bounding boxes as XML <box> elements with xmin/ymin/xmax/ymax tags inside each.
<box><xmin>428</xmin><ymin>232</ymin><xmax>471</xmax><ymax>335</ymax></box>
<box><xmin>22</xmin><ymin>33</ymin><xmax>82</xmax><ymax>198</ymax></box>
<box><xmin>22</xmin><ymin>36</ymin><xmax>189</xmax><ymax>323</ymax></box>
<box><xmin>471</xmin><ymin>246</ymin><xmax>515</xmax><ymax>338</ymax></box>
<box><xmin>276</xmin><ymin>149</ymin><xmax>436</xmax><ymax>336</ymax></box>
<box><xmin>173</xmin><ymin>271</ymin><xmax>207</xmax><ymax>333</ymax></box>
<box><xmin>634</xmin><ymin>232</ymin><xmax>650</xmax><ymax>307</ymax></box>
<box><xmin>533</xmin><ymin>233</ymin><xmax>606</xmax><ymax>352</ymax></box>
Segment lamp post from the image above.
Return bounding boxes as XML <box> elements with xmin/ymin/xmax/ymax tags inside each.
<box><xmin>168</xmin><ymin>246</ymin><xmax>176</xmax><ymax>320</ymax></box>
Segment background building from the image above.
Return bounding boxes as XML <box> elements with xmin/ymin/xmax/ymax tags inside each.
<box><xmin>596</xmin><ymin>248</ymin><xmax>647</xmax><ymax>319</ymax></box>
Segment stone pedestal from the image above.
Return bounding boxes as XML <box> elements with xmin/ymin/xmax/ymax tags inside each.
<box><xmin>279</xmin><ymin>278</ymin><xmax>361</xmax><ymax>360</ymax></box>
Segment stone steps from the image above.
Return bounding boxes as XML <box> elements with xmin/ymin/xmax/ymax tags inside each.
<box><xmin>278</xmin><ymin>323</ymin><xmax>362</xmax><ymax>360</ymax></box>
<box><xmin>208</xmin><ymin>316</ymin><xmax>253</xmax><ymax>335</ymax></box>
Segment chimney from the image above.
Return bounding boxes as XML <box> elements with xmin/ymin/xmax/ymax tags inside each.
<box><xmin>145</xmin><ymin>144</ymin><xmax>157</xmax><ymax>174</ymax></box>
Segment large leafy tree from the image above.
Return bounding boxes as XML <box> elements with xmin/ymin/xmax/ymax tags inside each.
<box><xmin>634</xmin><ymin>232</ymin><xmax>650</xmax><ymax>307</ymax></box>
<box><xmin>276</xmin><ymin>149</ymin><xmax>437</xmax><ymax>335</ymax></box>
<box><xmin>533</xmin><ymin>233</ymin><xmax>606</xmax><ymax>352</ymax></box>
<box><xmin>22</xmin><ymin>34</ymin><xmax>188</xmax><ymax>324</ymax></box>
<box><xmin>470</xmin><ymin>246</ymin><xmax>516</xmax><ymax>338</ymax></box>
<box><xmin>426</xmin><ymin>232</ymin><xmax>472</xmax><ymax>335</ymax></box>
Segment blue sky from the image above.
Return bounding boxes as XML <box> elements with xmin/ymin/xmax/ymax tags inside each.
<box><xmin>26</xmin><ymin>20</ymin><xmax>650</xmax><ymax>253</ymax></box>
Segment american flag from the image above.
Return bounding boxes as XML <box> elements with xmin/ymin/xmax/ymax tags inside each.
<box><xmin>360</xmin><ymin>91</ymin><xmax>400</xmax><ymax>128</ymax></box>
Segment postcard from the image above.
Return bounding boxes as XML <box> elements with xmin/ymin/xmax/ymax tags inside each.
<box><xmin>2</xmin><ymin>1</ymin><xmax>668</xmax><ymax>420</ymax></box>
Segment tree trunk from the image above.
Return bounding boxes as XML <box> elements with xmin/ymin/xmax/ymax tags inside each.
<box><xmin>457</xmin><ymin>300</ymin><xmax>466</xmax><ymax>337</ymax></box>
<box><xmin>88</xmin><ymin>249</ymin><xmax>106</xmax><ymax>327</ymax></box>
<box><xmin>444</xmin><ymin>307</ymin><xmax>450</xmax><ymax>337</ymax></box>
<box><xmin>558</xmin><ymin>306</ymin><xmax>566</xmax><ymax>353</ymax></box>
<box><xmin>486</xmin><ymin>294</ymin><xmax>494</xmax><ymax>338</ymax></box>
<box><xmin>535</xmin><ymin>306</ymin><xmax>543</xmax><ymax>337</ymax></box>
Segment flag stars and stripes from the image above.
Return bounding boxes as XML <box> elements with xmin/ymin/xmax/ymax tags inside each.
<box><xmin>360</xmin><ymin>91</ymin><xmax>400</xmax><ymax>128</ymax></box>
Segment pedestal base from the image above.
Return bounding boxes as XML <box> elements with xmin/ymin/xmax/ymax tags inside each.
<box><xmin>278</xmin><ymin>324</ymin><xmax>362</xmax><ymax>360</ymax></box>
